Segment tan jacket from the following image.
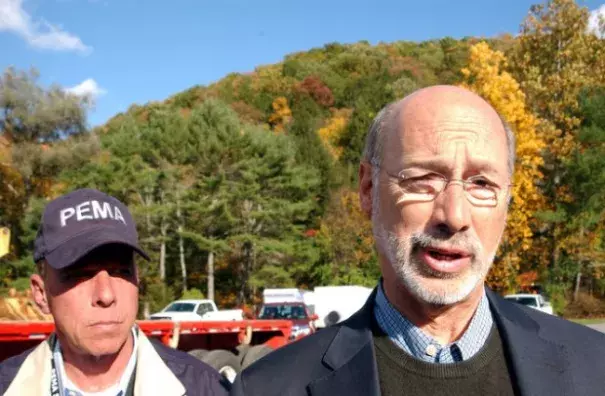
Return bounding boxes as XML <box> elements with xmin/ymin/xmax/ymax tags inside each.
<box><xmin>4</xmin><ymin>330</ymin><xmax>190</xmax><ymax>396</ymax></box>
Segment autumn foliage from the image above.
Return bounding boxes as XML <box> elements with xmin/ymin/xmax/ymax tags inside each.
<box><xmin>268</xmin><ymin>97</ymin><xmax>292</xmax><ymax>133</ymax></box>
<box><xmin>461</xmin><ymin>42</ymin><xmax>547</xmax><ymax>291</ymax></box>
<box><xmin>317</xmin><ymin>108</ymin><xmax>352</xmax><ymax>160</ymax></box>
<box><xmin>296</xmin><ymin>76</ymin><xmax>335</xmax><ymax>107</ymax></box>
<box><xmin>315</xmin><ymin>188</ymin><xmax>379</xmax><ymax>286</ymax></box>
<box><xmin>3</xmin><ymin>0</ymin><xmax>605</xmax><ymax>315</ymax></box>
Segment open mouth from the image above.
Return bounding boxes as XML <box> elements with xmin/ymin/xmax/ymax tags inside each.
<box><xmin>419</xmin><ymin>247</ymin><xmax>471</xmax><ymax>274</ymax></box>
<box><xmin>427</xmin><ymin>249</ymin><xmax>464</xmax><ymax>261</ymax></box>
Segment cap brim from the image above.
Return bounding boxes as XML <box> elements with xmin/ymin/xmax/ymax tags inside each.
<box><xmin>44</xmin><ymin>227</ymin><xmax>150</xmax><ymax>270</ymax></box>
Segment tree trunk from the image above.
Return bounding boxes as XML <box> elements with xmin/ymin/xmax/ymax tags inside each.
<box><xmin>144</xmin><ymin>187</ymin><xmax>153</xmax><ymax>233</ymax></box>
<box><xmin>574</xmin><ymin>270</ymin><xmax>582</xmax><ymax>302</ymax></box>
<box><xmin>176</xmin><ymin>188</ymin><xmax>187</xmax><ymax>293</ymax></box>
<box><xmin>143</xmin><ymin>301</ymin><xmax>150</xmax><ymax>319</ymax></box>
<box><xmin>178</xmin><ymin>232</ymin><xmax>186</xmax><ymax>293</ymax></box>
<box><xmin>238</xmin><ymin>241</ymin><xmax>253</xmax><ymax>305</ymax></box>
<box><xmin>551</xmin><ymin>229</ymin><xmax>560</xmax><ymax>270</ymax></box>
<box><xmin>207</xmin><ymin>251</ymin><xmax>215</xmax><ymax>301</ymax></box>
<box><xmin>550</xmin><ymin>171</ymin><xmax>561</xmax><ymax>270</ymax></box>
<box><xmin>159</xmin><ymin>190</ymin><xmax>167</xmax><ymax>281</ymax></box>
<box><xmin>572</xmin><ymin>227</ymin><xmax>587</xmax><ymax>302</ymax></box>
<box><xmin>159</xmin><ymin>222</ymin><xmax>167</xmax><ymax>281</ymax></box>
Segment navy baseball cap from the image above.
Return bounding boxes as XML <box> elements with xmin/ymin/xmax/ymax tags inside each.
<box><xmin>33</xmin><ymin>188</ymin><xmax>150</xmax><ymax>270</ymax></box>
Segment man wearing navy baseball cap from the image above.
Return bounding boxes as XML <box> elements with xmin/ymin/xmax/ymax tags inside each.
<box><xmin>0</xmin><ymin>188</ymin><xmax>229</xmax><ymax>396</ymax></box>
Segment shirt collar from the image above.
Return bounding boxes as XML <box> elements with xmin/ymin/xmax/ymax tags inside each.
<box><xmin>373</xmin><ymin>281</ymin><xmax>493</xmax><ymax>363</ymax></box>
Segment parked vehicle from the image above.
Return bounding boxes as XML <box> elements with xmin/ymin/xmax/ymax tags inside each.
<box><xmin>259</xmin><ymin>289</ymin><xmax>317</xmax><ymax>339</ymax></box>
<box><xmin>504</xmin><ymin>293</ymin><xmax>555</xmax><ymax>315</ymax></box>
<box><xmin>312</xmin><ymin>285</ymin><xmax>373</xmax><ymax>328</ymax></box>
<box><xmin>260</xmin><ymin>285</ymin><xmax>373</xmax><ymax>331</ymax></box>
<box><xmin>149</xmin><ymin>299</ymin><xmax>244</xmax><ymax>321</ymax></box>
<box><xmin>262</xmin><ymin>288</ymin><xmax>315</xmax><ymax>308</ymax></box>
<box><xmin>258</xmin><ymin>302</ymin><xmax>315</xmax><ymax>339</ymax></box>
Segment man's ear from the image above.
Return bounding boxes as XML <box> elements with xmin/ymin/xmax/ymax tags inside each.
<box><xmin>132</xmin><ymin>253</ymin><xmax>141</xmax><ymax>285</ymax></box>
<box><xmin>30</xmin><ymin>273</ymin><xmax>51</xmax><ymax>315</ymax></box>
<box><xmin>359</xmin><ymin>161</ymin><xmax>374</xmax><ymax>219</ymax></box>
<box><xmin>134</xmin><ymin>261</ymin><xmax>140</xmax><ymax>285</ymax></box>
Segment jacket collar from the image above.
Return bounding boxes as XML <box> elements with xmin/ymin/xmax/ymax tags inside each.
<box><xmin>133</xmin><ymin>330</ymin><xmax>186</xmax><ymax>396</ymax></box>
<box><xmin>307</xmin><ymin>286</ymin><xmax>575</xmax><ymax>396</ymax></box>
<box><xmin>307</xmin><ymin>287</ymin><xmax>381</xmax><ymax>396</ymax></box>
<box><xmin>3</xmin><ymin>335</ymin><xmax>53</xmax><ymax>396</ymax></box>
<box><xmin>486</xmin><ymin>289</ymin><xmax>574</xmax><ymax>395</ymax></box>
<box><xmin>4</xmin><ymin>331</ymin><xmax>186</xmax><ymax>396</ymax></box>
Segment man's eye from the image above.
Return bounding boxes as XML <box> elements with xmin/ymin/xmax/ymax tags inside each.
<box><xmin>401</xmin><ymin>173</ymin><xmax>441</xmax><ymax>182</ymax></box>
<box><xmin>472</xmin><ymin>179</ymin><xmax>490</xmax><ymax>187</ymax></box>
<box><xmin>110</xmin><ymin>268</ymin><xmax>133</xmax><ymax>277</ymax></box>
<box><xmin>470</xmin><ymin>177</ymin><xmax>497</xmax><ymax>188</ymax></box>
<box><xmin>401</xmin><ymin>175</ymin><xmax>442</xmax><ymax>193</ymax></box>
<box><xmin>62</xmin><ymin>271</ymin><xmax>94</xmax><ymax>281</ymax></box>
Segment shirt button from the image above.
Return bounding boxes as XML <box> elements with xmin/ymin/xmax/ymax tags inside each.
<box><xmin>425</xmin><ymin>344</ymin><xmax>438</xmax><ymax>357</ymax></box>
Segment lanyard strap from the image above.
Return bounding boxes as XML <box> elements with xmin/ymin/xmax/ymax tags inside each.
<box><xmin>50</xmin><ymin>336</ymin><xmax>63</xmax><ymax>396</ymax></box>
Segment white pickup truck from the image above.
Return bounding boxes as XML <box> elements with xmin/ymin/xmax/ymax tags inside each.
<box><xmin>149</xmin><ymin>299</ymin><xmax>244</xmax><ymax>321</ymax></box>
<box><xmin>504</xmin><ymin>293</ymin><xmax>555</xmax><ymax>315</ymax></box>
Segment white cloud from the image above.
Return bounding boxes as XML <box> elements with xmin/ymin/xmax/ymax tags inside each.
<box><xmin>588</xmin><ymin>4</ymin><xmax>605</xmax><ymax>38</ymax></box>
<box><xmin>66</xmin><ymin>78</ymin><xmax>106</xmax><ymax>99</ymax></box>
<box><xmin>0</xmin><ymin>0</ymin><xmax>91</xmax><ymax>53</ymax></box>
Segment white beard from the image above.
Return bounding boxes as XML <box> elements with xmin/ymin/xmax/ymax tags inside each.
<box><xmin>371</xmin><ymin>187</ymin><xmax>499</xmax><ymax>306</ymax></box>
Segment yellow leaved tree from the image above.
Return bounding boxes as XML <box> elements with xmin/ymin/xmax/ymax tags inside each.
<box><xmin>460</xmin><ymin>42</ymin><xmax>547</xmax><ymax>292</ymax></box>
<box><xmin>509</xmin><ymin>0</ymin><xmax>605</xmax><ymax>271</ymax></box>
<box><xmin>510</xmin><ymin>0</ymin><xmax>605</xmax><ymax>160</ymax></box>
<box><xmin>268</xmin><ymin>96</ymin><xmax>292</xmax><ymax>133</ymax></box>
<box><xmin>317</xmin><ymin>108</ymin><xmax>352</xmax><ymax>160</ymax></box>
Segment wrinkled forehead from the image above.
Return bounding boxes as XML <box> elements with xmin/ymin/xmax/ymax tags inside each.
<box><xmin>384</xmin><ymin>103</ymin><xmax>508</xmax><ymax>175</ymax></box>
<box><xmin>403</xmin><ymin>117</ymin><xmax>492</xmax><ymax>155</ymax></box>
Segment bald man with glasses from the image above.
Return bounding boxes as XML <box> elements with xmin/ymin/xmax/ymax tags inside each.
<box><xmin>231</xmin><ymin>85</ymin><xmax>605</xmax><ymax>396</ymax></box>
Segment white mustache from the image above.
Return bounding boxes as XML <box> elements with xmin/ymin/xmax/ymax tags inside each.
<box><xmin>410</xmin><ymin>233</ymin><xmax>481</xmax><ymax>257</ymax></box>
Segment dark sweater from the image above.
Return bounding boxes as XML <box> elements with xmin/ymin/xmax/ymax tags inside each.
<box><xmin>373</xmin><ymin>319</ymin><xmax>517</xmax><ymax>396</ymax></box>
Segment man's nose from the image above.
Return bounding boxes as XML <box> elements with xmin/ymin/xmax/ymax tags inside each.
<box><xmin>431</xmin><ymin>181</ymin><xmax>472</xmax><ymax>236</ymax></box>
<box><xmin>91</xmin><ymin>270</ymin><xmax>116</xmax><ymax>308</ymax></box>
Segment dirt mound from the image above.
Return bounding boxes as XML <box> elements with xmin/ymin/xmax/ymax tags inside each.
<box><xmin>0</xmin><ymin>289</ymin><xmax>52</xmax><ymax>321</ymax></box>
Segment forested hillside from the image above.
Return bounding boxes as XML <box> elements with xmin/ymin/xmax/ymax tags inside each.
<box><xmin>2</xmin><ymin>0</ymin><xmax>604</xmax><ymax>317</ymax></box>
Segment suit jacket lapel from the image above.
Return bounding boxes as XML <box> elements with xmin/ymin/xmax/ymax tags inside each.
<box><xmin>487</xmin><ymin>289</ymin><xmax>574</xmax><ymax>396</ymax></box>
<box><xmin>307</xmin><ymin>288</ymin><xmax>381</xmax><ymax>396</ymax></box>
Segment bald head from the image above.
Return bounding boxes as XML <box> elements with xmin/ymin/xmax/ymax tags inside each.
<box><xmin>363</xmin><ymin>85</ymin><xmax>515</xmax><ymax>177</ymax></box>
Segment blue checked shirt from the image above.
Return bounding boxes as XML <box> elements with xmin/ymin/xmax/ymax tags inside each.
<box><xmin>373</xmin><ymin>282</ymin><xmax>493</xmax><ymax>363</ymax></box>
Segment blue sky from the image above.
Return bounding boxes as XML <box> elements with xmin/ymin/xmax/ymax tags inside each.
<box><xmin>2</xmin><ymin>0</ymin><xmax>604</xmax><ymax>127</ymax></box>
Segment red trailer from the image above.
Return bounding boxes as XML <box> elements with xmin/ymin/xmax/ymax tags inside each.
<box><xmin>0</xmin><ymin>318</ymin><xmax>294</xmax><ymax>383</ymax></box>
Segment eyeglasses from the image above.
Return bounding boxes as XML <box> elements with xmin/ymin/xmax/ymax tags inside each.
<box><xmin>372</xmin><ymin>163</ymin><xmax>511</xmax><ymax>208</ymax></box>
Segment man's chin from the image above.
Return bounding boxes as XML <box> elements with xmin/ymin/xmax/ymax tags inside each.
<box><xmin>400</xmin><ymin>272</ymin><xmax>481</xmax><ymax>306</ymax></box>
<box><xmin>82</xmin><ymin>335</ymin><xmax>131</xmax><ymax>358</ymax></box>
<box><xmin>84</xmin><ymin>344</ymin><xmax>124</xmax><ymax>359</ymax></box>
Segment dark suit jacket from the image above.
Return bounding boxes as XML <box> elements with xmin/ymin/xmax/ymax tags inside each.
<box><xmin>231</xmin><ymin>287</ymin><xmax>605</xmax><ymax>396</ymax></box>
